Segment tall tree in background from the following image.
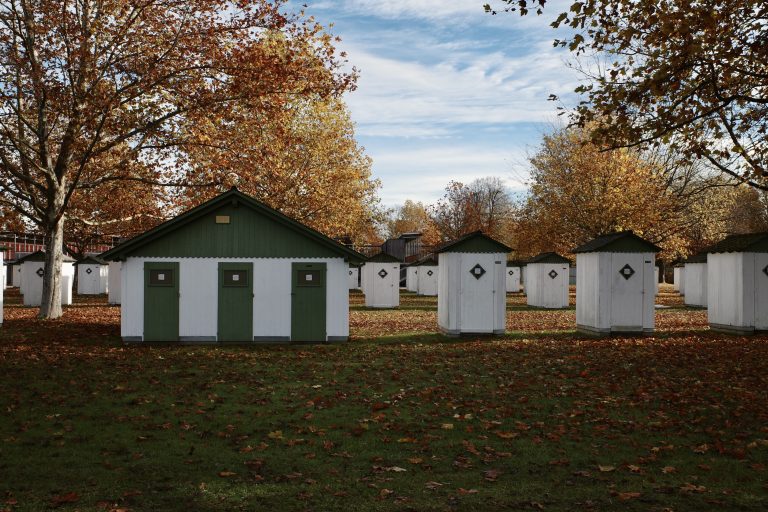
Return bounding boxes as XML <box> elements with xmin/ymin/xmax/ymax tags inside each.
<box><xmin>431</xmin><ymin>177</ymin><xmax>513</xmax><ymax>242</ymax></box>
<box><xmin>0</xmin><ymin>0</ymin><xmax>352</xmax><ymax>318</ymax></box>
<box><xmin>386</xmin><ymin>200</ymin><xmax>440</xmax><ymax>246</ymax></box>
<box><xmin>486</xmin><ymin>0</ymin><xmax>768</xmax><ymax>190</ymax></box>
<box><xmin>178</xmin><ymin>96</ymin><xmax>380</xmax><ymax>243</ymax></box>
<box><xmin>515</xmin><ymin>126</ymin><xmax>688</xmax><ymax>259</ymax></box>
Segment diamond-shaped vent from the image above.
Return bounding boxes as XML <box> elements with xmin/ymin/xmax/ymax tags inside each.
<box><xmin>349</xmin><ymin>270</ymin><xmax>353</xmax><ymax>275</ymax></box>
<box><xmin>763</xmin><ymin>265</ymin><xmax>768</xmax><ymax>277</ymax></box>
<box><xmin>470</xmin><ymin>264</ymin><xmax>486</xmax><ymax>280</ymax></box>
<box><xmin>85</xmin><ymin>268</ymin><xmax>93</xmax><ymax>274</ymax></box>
<box><xmin>619</xmin><ymin>264</ymin><xmax>635</xmax><ymax>280</ymax></box>
<box><xmin>508</xmin><ymin>270</ymin><xmax>514</xmax><ymax>276</ymax></box>
<box><xmin>427</xmin><ymin>270</ymin><xmax>434</xmax><ymax>276</ymax></box>
<box><xmin>35</xmin><ymin>268</ymin><xmax>44</xmax><ymax>277</ymax></box>
<box><xmin>378</xmin><ymin>269</ymin><xmax>388</xmax><ymax>279</ymax></box>
<box><xmin>548</xmin><ymin>269</ymin><xmax>558</xmax><ymax>279</ymax></box>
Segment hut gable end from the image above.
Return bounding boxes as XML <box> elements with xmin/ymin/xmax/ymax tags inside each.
<box><xmin>101</xmin><ymin>189</ymin><xmax>364</xmax><ymax>261</ymax></box>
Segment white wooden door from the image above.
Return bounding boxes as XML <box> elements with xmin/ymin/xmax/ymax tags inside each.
<box><xmin>610</xmin><ymin>253</ymin><xmax>644</xmax><ymax>328</ymax></box>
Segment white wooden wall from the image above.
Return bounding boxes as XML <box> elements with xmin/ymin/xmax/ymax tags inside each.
<box><xmin>108</xmin><ymin>262</ymin><xmax>122</xmax><ymax>304</ymax></box>
<box><xmin>121</xmin><ymin>257</ymin><xmax>349</xmax><ymax>340</ymax></box>
<box><xmin>505</xmin><ymin>266</ymin><xmax>521</xmax><ymax>292</ymax></box>
<box><xmin>576</xmin><ymin>252</ymin><xmax>655</xmax><ymax>334</ymax></box>
<box><xmin>21</xmin><ymin>262</ymin><xmax>74</xmax><ymax>306</ymax></box>
<box><xmin>673</xmin><ymin>267</ymin><xmax>681</xmax><ymax>291</ymax></box>
<box><xmin>417</xmin><ymin>265</ymin><xmax>438</xmax><ymax>296</ymax></box>
<box><xmin>438</xmin><ymin>252</ymin><xmax>505</xmax><ymax>335</ymax></box>
<box><xmin>708</xmin><ymin>253</ymin><xmax>768</xmax><ymax>332</ymax></box>
<box><xmin>77</xmin><ymin>263</ymin><xmax>108</xmax><ymax>295</ymax></box>
<box><xmin>406</xmin><ymin>267</ymin><xmax>419</xmax><ymax>292</ymax></box>
<box><xmin>363</xmin><ymin>261</ymin><xmax>400</xmax><ymax>308</ymax></box>
<box><xmin>526</xmin><ymin>262</ymin><xmax>569</xmax><ymax>309</ymax></box>
<box><xmin>12</xmin><ymin>265</ymin><xmax>21</xmax><ymax>288</ymax></box>
<box><xmin>683</xmin><ymin>263</ymin><xmax>707</xmax><ymax>307</ymax></box>
<box><xmin>348</xmin><ymin>266</ymin><xmax>360</xmax><ymax>290</ymax></box>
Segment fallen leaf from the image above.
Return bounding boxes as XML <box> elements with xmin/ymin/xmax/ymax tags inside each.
<box><xmin>618</xmin><ymin>491</ymin><xmax>641</xmax><ymax>501</ymax></box>
<box><xmin>598</xmin><ymin>465</ymin><xmax>616</xmax><ymax>473</ymax></box>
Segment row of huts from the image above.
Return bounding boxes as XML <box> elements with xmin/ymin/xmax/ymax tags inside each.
<box><xmin>3</xmin><ymin>188</ymin><xmax>766</xmax><ymax>339</ymax></box>
<box><xmin>5</xmin><ymin>252</ymin><xmax>122</xmax><ymax>306</ymax></box>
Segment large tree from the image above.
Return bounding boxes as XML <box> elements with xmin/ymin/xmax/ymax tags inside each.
<box><xmin>0</xmin><ymin>0</ymin><xmax>352</xmax><ymax>318</ymax></box>
<box><xmin>515</xmin><ymin>126</ymin><xmax>695</xmax><ymax>259</ymax></box>
<box><xmin>486</xmin><ymin>0</ymin><xmax>768</xmax><ymax>190</ymax></box>
<box><xmin>386</xmin><ymin>200</ymin><xmax>441</xmax><ymax>246</ymax></box>
<box><xmin>431</xmin><ymin>177</ymin><xmax>514</xmax><ymax>242</ymax></box>
<box><xmin>176</xmin><ymin>96</ymin><xmax>380</xmax><ymax>243</ymax></box>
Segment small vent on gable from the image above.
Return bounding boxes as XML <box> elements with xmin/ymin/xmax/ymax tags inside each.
<box><xmin>215</xmin><ymin>215</ymin><xmax>230</xmax><ymax>224</ymax></box>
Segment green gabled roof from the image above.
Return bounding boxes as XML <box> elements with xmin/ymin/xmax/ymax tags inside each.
<box><xmin>527</xmin><ymin>252</ymin><xmax>571</xmax><ymax>264</ymax></box>
<box><xmin>572</xmin><ymin>231</ymin><xmax>660</xmax><ymax>254</ymax></box>
<box><xmin>77</xmin><ymin>255</ymin><xmax>107</xmax><ymax>265</ymax></box>
<box><xmin>16</xmin><ymin>250</ymin><xmax>76</xmax><ymax>263</ymax></box>
<box><xmin>703</xmin><ymin>232</ymin><xmax>768</xmax><ymax>254</ymax></box>
<box><xmin>366</xmin><ymin>252</ymin><xmax>401</xmax><ymax>263</ymax></box>
<box><xmin>436</xmin><ymin>231</ymin><xmax>512</xmax><ymax>254</ymax></box>
<box><xmin>101</xmin><ymin>188</ymin><xmax>366</xmax><ymax>263</ymax></box>
<box><xmin>507</xmin><ymin>259</ymin><xmax>527</xmax><ymax>267</ymax></box>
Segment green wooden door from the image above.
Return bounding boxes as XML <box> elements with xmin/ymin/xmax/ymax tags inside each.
<box><xmin>291</xmin><ymin>262</ymin><xmax>327</xmax><ymax>342</ymax></box>
<box><xmin>144</xmin><ymin>262</ymin><xmax>179</xmax><ymax>341</ymax></box>
<box><xmin>218</xmin><ymin>262</ymin><xmax>253</xmax><ymax>342</ymax></box>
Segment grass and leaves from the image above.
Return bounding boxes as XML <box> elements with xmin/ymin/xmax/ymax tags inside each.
<box><xmin>1</xmin><ymin>287</ymin><xmax>766</xmax><ymax>511</ymax></box>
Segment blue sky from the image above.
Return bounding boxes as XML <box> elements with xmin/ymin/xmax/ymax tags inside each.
<box><xmin>299</xmin><ymin>0</ymin><xmax>580</xmax><ymax>207</ymax></box>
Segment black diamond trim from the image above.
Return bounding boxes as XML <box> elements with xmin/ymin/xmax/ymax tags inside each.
<box><xmin>35</xmin><ymin>268</ymin><xmax>44</xmax><ymax>277</ymax></box>
<box><xmin>619</xmin><ymin>264</ymin><xmax>635</xmax><ymax>280</ymax></box>
<box><xmin>548</xmin><ymin>269</ymin><xmax>558</xmax><ymax>279</ymax></box>
<box><xmin>427</xmin><ymin>270</ymin><xmax>434</xmax><ymax>276</ymax></box>
<box><xmin>86</xmin><ymin>268</ymin><xmax>93</xmax><ymax>274</ymax></box>
<box><xmin>349</xmin><ymin>270</ymin><xmax>353</xmax><ymax>275</ymax></box>
<box><xmin>763</xmin><ymin>265</ymin><xmax>768</xmax><ymax>277</ymax></box>
<box><xmin>470</xmin><ymin>264</ymin><xmax>486</xmax><ymax>280</ymax></box>
<box><xmin>378</xmin><ymin>269</ymin><xmax>388</xmax><ymax>279</ymax></box>
<box><xmin>508</xmin><ymin>270</ymin><xmax>514</xmax><ymax>276</ymax></box>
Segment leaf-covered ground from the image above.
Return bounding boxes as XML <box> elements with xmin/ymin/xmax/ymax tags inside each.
<box><xmin>1</xmin><ymin>287</ymin><xmax>766</xmax><ymax>511</ymax></box>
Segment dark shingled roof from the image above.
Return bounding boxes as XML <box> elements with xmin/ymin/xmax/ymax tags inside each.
<box><xmin>366</xmin><ymin>252</ymin><xmax>402</xmax><ymax>263</ymax></box>
<box><xmin>506</xmin><ymin>259</ymin><xmax>528</xmax><ymax>267</ymax></box>
<box><xmin>416</xmin><ymin>256</ymin><xmax>438</xmax><ymax>266</ymax></box>
<box><xmin>77</xmin><ymin>255</ymin><xmax>107</xmax><ymax>265</ymax></box>
<box><xmin>435</xmin><ymin>230</ymin><xmax>512</xmax><ymax>254</ymax></box>
<box><xmin>572</xmin><ymin>231</ymin><xmax>661</xmax><ymax>254</ymax></box>
<box><xmin>703</xmin><ymin>233</ymin><xmax>768</xmax><ymax>254</ymax></box>
<box><xmin>16</xmin><ymin>250</ymin><xmax>76</xmax><ymax>263</ymax></box>
<box><xmin>683</xmin><ymin>253</ymin><xmax>707</xmax><ymax>264</ymax></box>
<box><xmin>527</xmin><ymin>252</ymin><xmax>572</xmax><ymax>264</ymax></box>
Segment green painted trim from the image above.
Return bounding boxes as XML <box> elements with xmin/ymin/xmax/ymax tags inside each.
<box><xmin>527</xmin><ymin>252</ymin><xmax>571</xmax><ymax>264</ymax></box>
<box><xmin>573</xmin><ymin>231</ymin><xmax>661</xmax><ymax>253</ymax></box>
<box><xmin>101</xmin><ymin>188</ymin><xmax>365</xmax><ymax>263</ymax></box>
<box><xmin>367</xmin><ymin>252</ymin><xmax>401</xmax><ymax>263</ymax></box>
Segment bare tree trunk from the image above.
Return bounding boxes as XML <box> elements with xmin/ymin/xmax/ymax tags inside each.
<box><xmin>39</xmin><ymin>194</ymin><xmax>66</xmax><ymax>319</ymax></box>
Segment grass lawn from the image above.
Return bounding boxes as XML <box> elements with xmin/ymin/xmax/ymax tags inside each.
<box><xmin>1</xmin><ymin>286</ymin><xmax>767</xmax><ymax>511</ymax></box>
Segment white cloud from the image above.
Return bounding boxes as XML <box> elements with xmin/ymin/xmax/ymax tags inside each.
<box><xmin>370</xmin><ymin>145</ymin><xmax>531</xmax><ymax>205</ymax></box>
<box><xmin>344</xmin><ymin>40</ymin><xmax>578</xmax><ymax>137</ymax></box>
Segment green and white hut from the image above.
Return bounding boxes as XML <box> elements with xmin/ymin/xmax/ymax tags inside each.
<box><xmin>18</xmin><ymin>251</ymin><xmax>76</xmax><ymax>307</ymax></box>
<box><xmin>76</xmin><ymin>255</ymin><xmax>109</xmax><ymax>295</ymax></box>
<box><xmin>362</xmin><ymin>252</ymin><xmax>401</xmax><ymax>308</ymax></box>
<box><xmin>525</xmin><ymin>252</ymin><xmax>571</xmax><ymax>309</ymax></box>
<box><xmin>437</xmin><ymin>231</ymin><xmax>511</xmax><ymax>336</ymax></box>
<box><xmin>416</xmin><ymin>256</ymin><xmax>438</xmax><ymax>296</ymax></box>
<box><xmin>681</xmin><ymin>253</ymin><xmax>707</xmax><ymax>307</ymax></box>
<box><xmin>704</xmin><ymin>233</ymin><xmax>768</xmax><ymax>333</ymax></box>
<box><xmin>574</xmin><ymin>231</ymin><xmax>660</xmax><ymax>335</ymax></box>
<box><xmin>101</xmin><ymin>188</ymin><xmax>364</xmax><ymax>343</ymax></box>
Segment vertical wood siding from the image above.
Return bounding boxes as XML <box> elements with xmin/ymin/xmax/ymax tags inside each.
<box><xmin>526</xmin><ymin>263</ymin><xmax>569</xmax><ymax>309</ymax></box>
<box><xmin>21</xmin><ymin>262</ymin><xmax>74</xmax><ymax>306</ymax></box>
<box><xmin>683</xmin><ymin>263</ymin><xmax>707</xmax><ymax>307</ymax></box>
<box><xmin>363</xmin><ymin>262</ymin><xmax>400</xmax><ymax>308</ymax></box>
<box><xmin>417</xmin><ymin>266</ymin><xmax>438</xmax><ymax>296</ymax></box>
<box><xmin>121</xmin><ymin>257</ymin><xmax>349</xmax><ymax>341</ymax></box>
<box><xmin>108</xmin><ymin>262</ymin><xmax>122</xmax><ymax>304</ymax></box>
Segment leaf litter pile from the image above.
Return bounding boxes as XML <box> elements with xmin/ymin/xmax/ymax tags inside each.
<box><xmin>1</xmin><ymin>289</ymin><xmax>767</xmax><ymax>511</ymax></box>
